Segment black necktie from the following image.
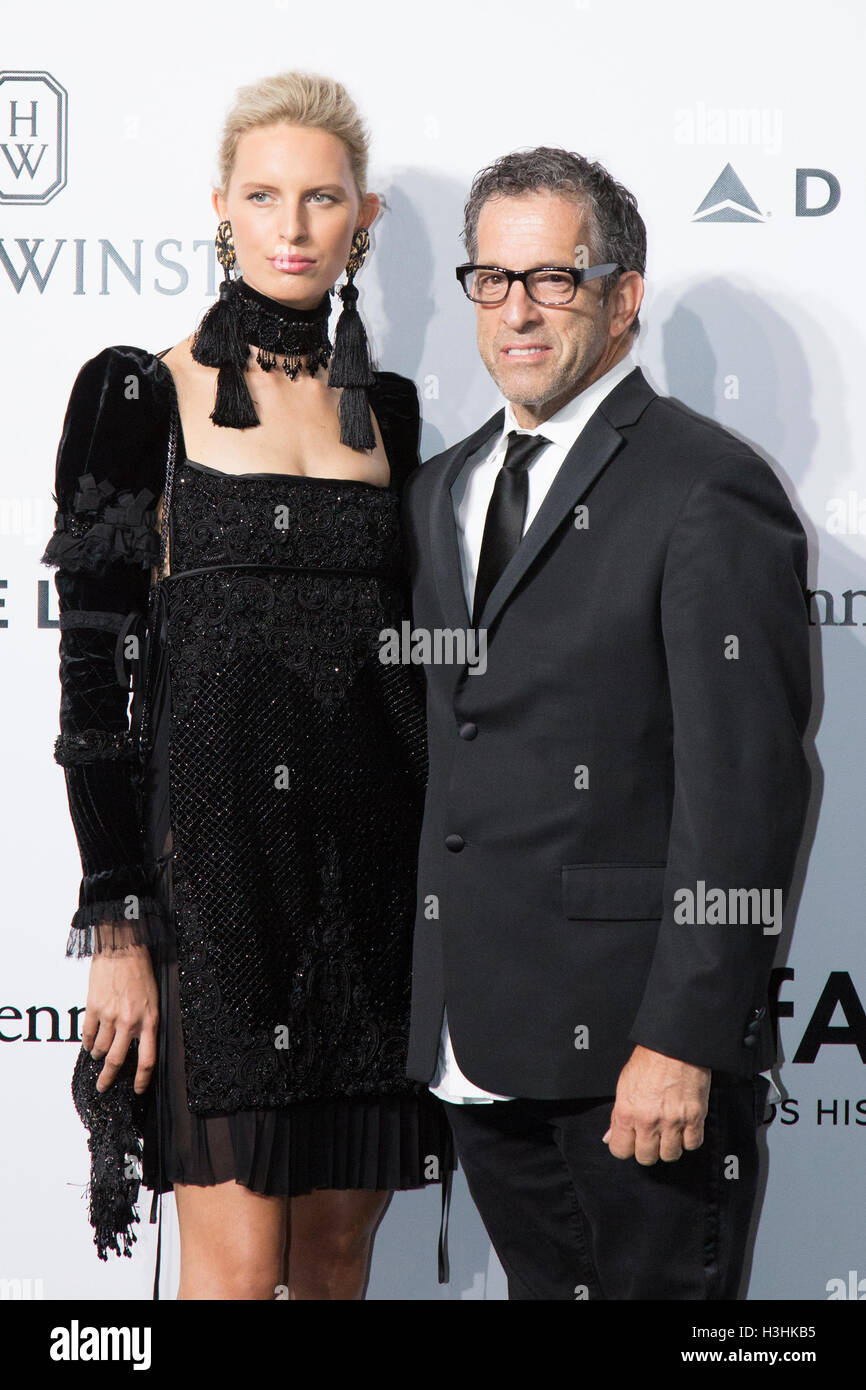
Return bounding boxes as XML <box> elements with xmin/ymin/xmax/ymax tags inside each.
<box><xmin>472</xmin><ymin>431</ymin><xmax>549</xmax><ymax>626</ymax></box>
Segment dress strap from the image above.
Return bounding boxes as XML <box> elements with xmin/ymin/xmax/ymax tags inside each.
<box><xmin>157</xmin><ymin>399</ymin><xmax>179</xmax><ymax>583</ymax></box>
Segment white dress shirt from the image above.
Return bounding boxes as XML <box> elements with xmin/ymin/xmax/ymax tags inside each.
<box><xmin>429</xmin><ymin>346</ymin><xmax>781</xmax><ymax>1110</ymax></box>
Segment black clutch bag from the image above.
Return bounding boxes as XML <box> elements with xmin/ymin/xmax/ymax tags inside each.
<box><xmin>71</xmin><ymin>1039</ymin><xmax>150</xmax><ymax>1259</ymax></box>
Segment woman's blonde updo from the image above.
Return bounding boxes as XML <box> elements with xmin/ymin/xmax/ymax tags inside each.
<box><xmin>215</xmin><ymin>70</ymin><xmax>370</xmax><ymax>199</ymax></box>
<box><xmin>198</xmin><ymin>71</ymin><xmax>377</xmax><ymax>450</ymax></box>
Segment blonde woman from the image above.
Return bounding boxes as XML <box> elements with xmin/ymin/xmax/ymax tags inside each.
<box><xmin>43</xmin><ymin>71</ymin><xmax>453</xmax><ymax>1300</ymax></box>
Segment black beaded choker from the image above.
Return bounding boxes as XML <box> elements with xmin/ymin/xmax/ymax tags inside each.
<box><xmin>232</xmin><ymin>276</ymin><xmax>333</xmax><ymax>378</ymax></box>
<box><xmin>191</xmin><ymin>266</ymin><xmax>376</xmax><ymax>450</ymax></box>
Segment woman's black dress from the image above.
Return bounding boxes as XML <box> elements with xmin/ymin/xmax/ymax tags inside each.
<box><xmin>41</xmin><ymin>344</ymin><xmax>453</xmax><ymax>1278</ymax></box>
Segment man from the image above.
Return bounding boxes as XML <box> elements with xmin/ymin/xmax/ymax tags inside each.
<box><xmin>401</xmin><ymin>148</ymin><xmax>812</xmax><ymax>1300</ymax></box>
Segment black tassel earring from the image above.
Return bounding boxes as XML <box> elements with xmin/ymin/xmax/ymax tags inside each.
<box><xmin>328</xmin><ymin>227</ymin><xmax>377</xmax><ymax>451</ymax></box>
<box><xmin>190</xmin><ymin>219</ymin><xmax>259</xmax><ymax>429</ymax></box>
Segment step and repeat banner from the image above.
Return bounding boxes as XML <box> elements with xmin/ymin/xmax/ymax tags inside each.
<box><xmin>2</xmin><ymin>0</ymin><xmax>864</xmax><ymax>1303</ymax></box>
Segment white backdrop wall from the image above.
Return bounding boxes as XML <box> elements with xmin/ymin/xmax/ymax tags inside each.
<box><xmin>2</xmin><ymin>0</ymin><xmax>865</xmax><ymax>1301</ymax></box>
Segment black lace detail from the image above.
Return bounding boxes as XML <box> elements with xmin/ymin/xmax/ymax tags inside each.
<box><xmin>236</xmin><ymin>279</ymin><xmax>332</xmax><ymax>378</ymax></box>
<box><xmin>163</xmin><ymin>462</ymin><xmax>427</xmax><ymax>1111</ymax></box>
<box><xmin>167</xmin><ymin>466</ymin><xmax>414</xmax><ymax>715</ymax></box>
<box><xmin>54</xmin><ymin>728</ymin><xmax>138</xmax><ymax>764</ymax></box>
<box><xmin>41</xmin><ymin>471</ymin><xmax>160</xmax><ymax>574</ymax></box>
<box><xmin>169</xmin><ymin>567</ymin><xmax>402</xmax><ymax>718</ymax></box>
<box><xmin>170</xmin><ymin>464</ymin><xmax>408</xmax><ymax>574</ymax></box>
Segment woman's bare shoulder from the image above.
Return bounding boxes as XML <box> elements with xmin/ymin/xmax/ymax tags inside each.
<box><xmin>161</xmin><ymin>335</ymin><xmax>197</xmax><ymax>373</ymax></box>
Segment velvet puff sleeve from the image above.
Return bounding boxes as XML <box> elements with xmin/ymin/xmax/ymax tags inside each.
<box><xmin>368</xmin><ymin>370</ymin><xmax>422</xmax><ymax>493</ymax></box>
<box><xmin>41</xmin><ymin>345</ymin><xmax>173</xmax><ymax>957</ymax></box>
<box><xmin>366</xmin><ymin>370</ymin><xmax>428</xmax><ymax>792</ymax></box>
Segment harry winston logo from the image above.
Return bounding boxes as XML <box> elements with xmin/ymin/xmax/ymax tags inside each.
<box><xmin>0</xmin><ymin>71</ymin><xmax>67</xmax><ymax>204</ymax></box>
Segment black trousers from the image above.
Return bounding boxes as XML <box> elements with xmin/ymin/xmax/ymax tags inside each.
<box><xmin>445</xmin><ymin>1072</ymin><xmax>770</xmax><ymax>1300</ymax></box>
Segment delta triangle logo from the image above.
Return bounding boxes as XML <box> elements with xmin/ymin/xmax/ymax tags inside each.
<box><xmin>693</xmin><ymin>163</ymin><xmax>765</xmax><ymax>222</ymax></box>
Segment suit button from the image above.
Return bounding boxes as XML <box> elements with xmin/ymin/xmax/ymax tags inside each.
<box><xmin>743</xmin><ymin>1035</ymin><xmax>758</xmax><ymax>1049</ymax></box>
<box><xmin>445</xmin><ymin>834</ymin><xmax>465</xmax><ymax>852</ymax></box>
<box><xmin>459</xmin><ymin>722</ymin><xmax>477</xmax><ymax>740</ymax></box>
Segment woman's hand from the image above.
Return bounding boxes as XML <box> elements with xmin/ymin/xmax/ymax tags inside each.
<box><xmin>81</xmin><ymin>925</ymin><xmax>159</xmax><ymax>1094</ymax></box>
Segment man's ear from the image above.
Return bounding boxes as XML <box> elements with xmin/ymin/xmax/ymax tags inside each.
<box><xmin>611</xmin><ymin>270</ymin><xmax>644</xmax><ymax>338</ymax></box>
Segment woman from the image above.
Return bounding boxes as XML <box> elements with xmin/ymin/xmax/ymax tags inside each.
<box><xmin>42</xmin><ymin>70</ymin><xmax>453</xmax><ymax>1300</ymax></box>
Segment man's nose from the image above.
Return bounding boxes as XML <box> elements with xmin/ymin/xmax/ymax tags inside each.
<box><xmin>498</xmin><ymin>279</ymin><xmax>543</xmax><ymax>329</ymax></box>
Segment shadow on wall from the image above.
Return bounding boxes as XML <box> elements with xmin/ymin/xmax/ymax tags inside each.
<box><xmin>646</xmin><ymin>279</ymin><xmax>866</xmax><ymax>1297</ymax></box>
<box><xmin>646</xmin><ymin>277</ymin><xmax>840</xmax><ymax>1004</ymax></box>
<box><xmin>364</xmin><ymin>166</ymin><xmax>501</xmax><ymax>461</ymax></box>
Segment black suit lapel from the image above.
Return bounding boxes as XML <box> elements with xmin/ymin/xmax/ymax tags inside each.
<box><xmin>476</xmin><ymin>367</ymin><xmax>657</xmax><ymax>631</ymax></box>
<box><xmin>426</xmin><ymin>366</ymin><xmax>658</xmax><ymax>645</ymax></box>
<box><xmin>429</xmin><ymin>407</ymin><xmax>504</xmax><ymax>632</ymax></box>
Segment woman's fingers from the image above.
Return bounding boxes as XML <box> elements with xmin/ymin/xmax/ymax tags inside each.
<box><xmin>80</xmin><ymin>1002</ymin><xmax>101</xmax><ymax>1053</ymax></box>
<box><xmin>96</xmin><ymin>1025</ymin><xmax>135</xmax><ymax>1093</ymax></box>
<box><xmin>83</xmin><ymin>946</ymin><xmax>160</xmax><ymax>1091</ymax></box>
<box><xmin>134</xmin><ymin>1013</ymin><xmax>159</xmax><ymax>1094</ymax></box>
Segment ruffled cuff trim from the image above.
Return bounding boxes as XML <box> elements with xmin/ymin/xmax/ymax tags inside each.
<box><xmin>67</xmin><ymin>896</ymin><xmax>171</xmax><ymax>957</ymax></box>
<box><xmin>40</xmin><ymin>472</ymin><xmax>159</xmax><ymax>574</ymax></box>
<box><xmin>54</xmin><ymin>729</ymin><xmax>138</xmax><ymax>765</ymax></box>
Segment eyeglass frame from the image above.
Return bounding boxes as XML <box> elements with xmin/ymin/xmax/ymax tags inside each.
<box><xmin>455</xmin><ymin>261</ymin><xmax>624</xmax><ymax>306</ymax></box>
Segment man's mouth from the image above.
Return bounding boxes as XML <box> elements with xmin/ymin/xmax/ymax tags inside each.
<box><xmin>501</xmin><ymin>345</ymin><xmax>551</xmax><ymax>360</ymax></box>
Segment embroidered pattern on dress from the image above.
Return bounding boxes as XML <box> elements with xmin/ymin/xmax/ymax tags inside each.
<box><xmin>164</xmin><ymin>462</ymin><xmax>426</xmax><ymax>1111</ymax></box>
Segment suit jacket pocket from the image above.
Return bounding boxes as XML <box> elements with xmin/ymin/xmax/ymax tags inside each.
<box><xmin>561</xmin><ymin>862</ymin><xmax>666</xmax><ymax>920</ymax></box>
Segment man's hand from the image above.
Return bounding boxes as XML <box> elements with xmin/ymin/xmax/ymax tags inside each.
<box><xmin>603</xmin><ymin>1044</ymin><xmax>711</xmax><ymax>1165</ymax></box>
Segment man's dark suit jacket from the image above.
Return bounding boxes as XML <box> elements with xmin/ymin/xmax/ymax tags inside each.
<box><xmin>402</xmin><ymin>365</ymin><xmax>812</xmax><ymax>1098</ymax></box>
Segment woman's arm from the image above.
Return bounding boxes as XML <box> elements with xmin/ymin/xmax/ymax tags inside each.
<box><xmin>43</xmin><ymin>345</ymin><xmax>175</xmax><ymax>1093</ymax></box>
<box><xmin>42</xmin><ymin>345</ymin><xmax>173</xmax><ymax>959</ymax></box>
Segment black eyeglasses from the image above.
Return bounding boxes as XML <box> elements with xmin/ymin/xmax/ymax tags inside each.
<box><xmin>456</xmin><ymin>262</ymin><xmax>622</xmax><ymax>306</ymax></box>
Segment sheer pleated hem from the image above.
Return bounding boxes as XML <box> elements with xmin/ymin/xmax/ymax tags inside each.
<box><xmin>139</xmin><ymin>950</ymin><xmax>455</xmax><ymax>1200</ymax></box>
<box><xmin>152</xmin><ymin>1088</ymin><xmax>453</xmax><ymax>1198</ymax></box>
